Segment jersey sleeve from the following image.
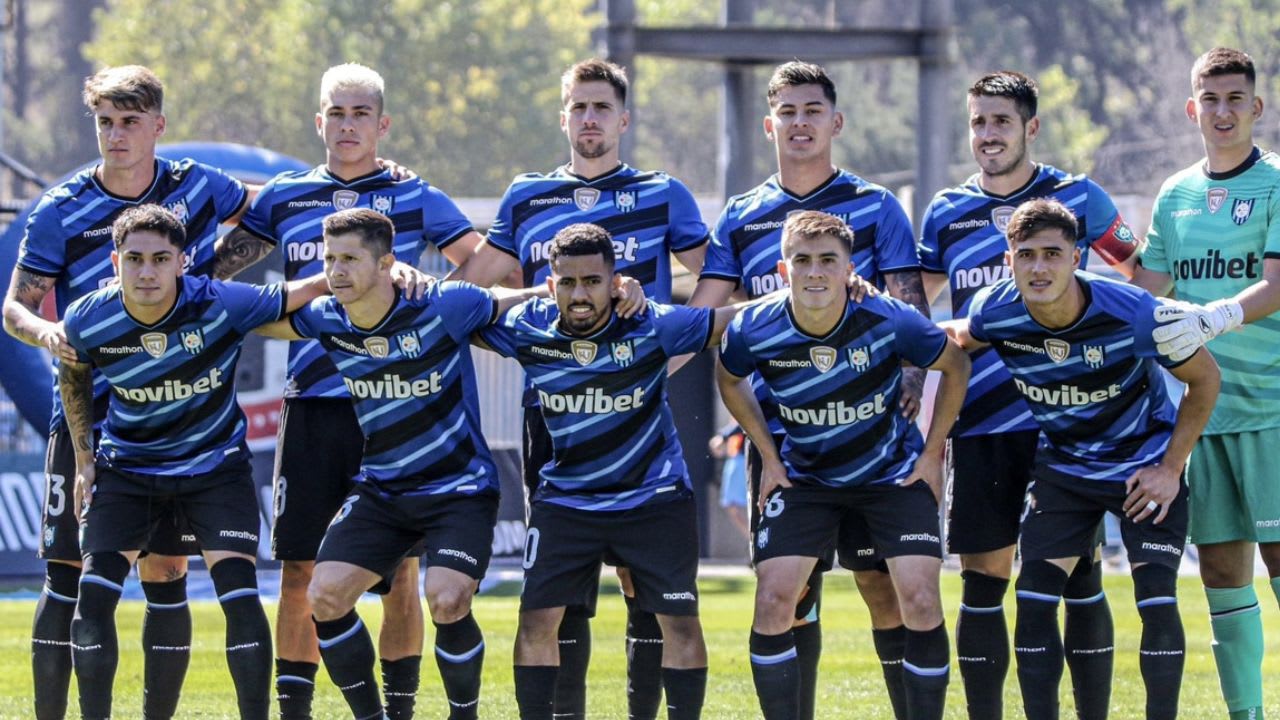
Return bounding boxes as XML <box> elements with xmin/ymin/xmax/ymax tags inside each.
<box><xmin>15</xmin><ymin>195</ymin><xmax>67</xmax><ymax>277</ymax></box>
<box><xmin>60</xmin><ymin>297</ymin><xmax>93</xmax><ymax>363</ymax></box>
<box><xmin>436</xmin><ymin>281</ymin><xmax>499</xmax><ymax>341</ymax></box>
<box><xmin>475</xmin><ymin>304</ymin><xmax>524</xmax><ymax>359</ymax></box>
<box><xmin>718</xmin><ymin>314</ymin><xmax>755</xmax><ymax>378</ymax></box>
<box><xmin>224</xmin><ymin>280</ymin><xmax>287</xmax><ymax>332</ymax></box>
<box><xmin>236</xmin><ymin>176</ymin><xmax>283</xmax><ymax>245</ymax></box>
<box><xmin>699</xmin><ymin>207</ymin><xmax>742</xmax><ymax>283</ymax></box>
<box><xmin>287</xmin><ymin>297</ymin><xmax>327</xmax><ymax>340</ymax></box>
<box><xmin>483</xmin><ymin>183</ymin><xmax>521</xmax><ymax>260</ymax></box>
<box><xmin>199</xmin><ymin>163</ymin><xmax>249</xmax><ymax>222</ymax></box>
<box><xmin>891</xmin><ymin>301</ymin><xmax>948</xmax><ymax>368</ymax></box>
<box><xmin>916</xmin><ymin>201</ymin><xmax>945</xmax><ymax>274</ymax></box>
<box><xmin>421</xmin><ymin>183</ymin><xmax>475</xmax><ymax>250</ymax></box>
<box><xmin>665</xmin><ymin>177</ymin><xmax>710</xmax><ymax>253</ymax></box>
<box><xmin>1083</xmin><ymin>179</ymin><xmax>1139</xmax><ymax>266</ymax></box>
<box><xmin>874</xmin><ymin>190</ymin><xmax>921</xmax><ymax>273</ymax></box>
<box><xmin>1138</xmin><ymin>190</ymin><xmax>1171</xmax><ymax>274</ymax></box>
<box><xmin>651</xmin><ymin>302</ymin><xmax>714</xmax><ymax>356</ymax></box>
<box><xmin>1266</xmin><ymin>180</ymin><xmax>1280</xmax><ymax>259</ymax></box>
<box><xmin>966</xmin><ymin>287</ymin><xmax>994</xmax><ymax>343</ymax></box>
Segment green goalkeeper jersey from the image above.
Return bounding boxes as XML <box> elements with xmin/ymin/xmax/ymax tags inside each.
<box><xmin>1141</xmin><ymin>147</ymin><xmax>1280</xmax><ymax>434</ymax></box>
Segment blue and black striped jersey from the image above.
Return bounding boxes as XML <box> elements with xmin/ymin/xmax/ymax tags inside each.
<box><xmin>967</xmin><ymin>272</ymin><xmax>1181</xmax><ymax>482</ymax></box>
<box><xmin>289</xmin><ymin>281</ymin><xmax>500</xmax><ymax>497</ymax></box>
<box><xmin>479</xmin><ymin>299</ymin><xmax>713</xmax><ymax>511</ymax></box>
<box><xmin>62</xmin><ymin>275</ymin><xmax>284</xmax><ymax>475</ymax></box>
<box><xmin>239</xmin><ymin>166</ymin><xmax>473</xmax><ymax>399</ymax></box>
<box><xmin>720</xmin><ymin>294</ymin><xmax>946</xmax><ymax>488</ymax></box>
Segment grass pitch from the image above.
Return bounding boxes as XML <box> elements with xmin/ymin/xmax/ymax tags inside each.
<box><xmin>1</xmin><ymin>572</ymin><xmax>1277</xmax><ymax>718</ymax></box>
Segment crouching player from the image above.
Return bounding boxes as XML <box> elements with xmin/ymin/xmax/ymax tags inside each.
<box><xmin>950</xmin><ymin>199</ymin><xmax>1221</xmax><ymax>719</ymax></box>
<box><xmin>717</xmin><ymin>210</ymin><xmax>972</xmax><ymax>720</ymax></box>
<box><xmin>60</xmin><ymin>205</ymin><xmax>332</xmax><ymax>720</ymax></box>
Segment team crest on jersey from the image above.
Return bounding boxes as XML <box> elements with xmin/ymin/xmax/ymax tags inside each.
<box><xmin>574</xmin><ymin>187</ymin><xmax>600</xmax><ymax>212</ymax></box>
<box><xmin>371</xmin><ymin>194</ymin><xmax>394</xmax><ymax>215</ymax></box>
<box><xmin>363</xmin><ymin>336</ymin><xmax>389</xmax><ymax>358</ymax></box>
<box><xmin>1207</xmin><ymin>187</ymin><xmax>1229</xmax><ymax>214</ymax></box>
<box><xmin>1232</xmin><ymin>198</ymin><xmax>1255</xmax><ymax>226</ymax></box>
<box><xmin>140</xmin><ymin>332</ymin><xmax>167</xmax><ymax>358</ymax></box>
<box><xmin>395</xmin><ymin>331</ymin><xmax>421</xmax><ymax>358</ymax></box>
<box><xmin>614</xmin><ymin>190</ymin><xmax>636</xmax><ymax>213</ymax></box>
<box><xmin>809</xmin><ymin>346</ymin><xmax>837</xmax><ymax>373</ymax></box>
<box><xmin>847</xmin><ymin>346</ymin><xmax>871</xmax><ymax>372</ymax></box>
<box><xmin>333</xmin><ymin>190</ymin><xmax>359</xmax><ymax>211</ymax></box>
<box><xmin>611</xmin><ymin>340</ymin><xmax>634</xmax><ymax>367</ymax></box>
<box><xmin>992</xmin><ymin>205</ymin><xmax>1016</xmax><ymax>234</ymax></box>
<box><xmin>180</xmin><ymin>329</ymin><xmax>204</xmax><ymax>355</ymax></box>
<box><xmin>166</xmin><ymin>198</ymin><xmax>190</xmax><ymax>224</ymax></box>
<box><xmin>571</xmin><ymin>340</ymin><xmax>598</xmax><ymax>366</ymax></box>
<box><xmin>1044</xmin><ymin>338</ymin><xmax>1070</xmax><ymax>363</ymax></box>
<box><xmin>1083</xmin><ymin>344</ymin><xmax>1105</xmax><ymax>369</ymax></box>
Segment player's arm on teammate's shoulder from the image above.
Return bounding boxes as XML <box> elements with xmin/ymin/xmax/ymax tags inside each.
<box><xmin>935</xmin><ymin>318</ymin><xmax>987</xmax><ymax>352</ymax></box>
<box><xmin>491</xmin><ymin>284</ymin><xmax>546</xmax><ymax>315</ymax></box>
<box><xmin>212</xmin><ymin>226</ymin><xmax>276</xmax><ymax>280</ymax></box>
<box><xmin>58</xmin><ymin>354</ymin><xmax>96</xmax><ymax>520</ymax></box>
<box><xmin>443</xmin><ymin>239</ymin><xmax>520</xmax><ymax>286</ymax></box>
<box><xmin>906</xmin><ymin>335</ymin><xmax>970</xmax><ymax>501</ymax></box>
<box><xmin>282</xmin><ymin>272</ymin><xmax>331</xmax><ymax>312</ymax></box>
<box><xmin>3</xmin><ymin>267</ymin><xmax>78</xmax><ymax>361</ymax></box>
<box><xmin>715</xmin><ymin>360</ymin><xmax>789</xmax><ymax>512</ymax></box>
<box><xmin>673</xmin><ymin>244</ymin><xmax>708</xmax><ymax>277</ymax></box>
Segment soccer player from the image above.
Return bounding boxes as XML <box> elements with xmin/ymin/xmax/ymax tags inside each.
<box><xmin>475</xmin><ymin>222</ymin><xmax>740</xmax><ymax>720</ymax></box>
<box><xmin>1131</xmin><ymin>47</ymin><xmax>1280</xmax><ymax>720</ymax></box>
<box><xmin>688</xmin><ymin>60</ymin><xmax>925</xmax><ymax>719</ymax></box>
<box><xmin>916</xmin><ymin>70</ymin><xmax>1141</xmax><ymax>719</ymax></box>
<box><xmin>59</xmin><ymin>205</ymin><xmax>330</xmax><ymax>720</ymax></box>
<box><xmin>2</xmin><ymin>65</ymin><xmax>252</xmax><ymax>720</ymax></box>
<box><xmin>950</xmin><ymin>198</ymin><xmax>1220</xmax><ymax>719</ymax></box>
<box><xmin>215</xmin><ymin>63</ymin><xmax>478</xmax><ymax>719</ymax></box>
<box><xmin>448</xmin><ymin>58</ymin><xmax>709</xmax><ymax>719</ymax></box>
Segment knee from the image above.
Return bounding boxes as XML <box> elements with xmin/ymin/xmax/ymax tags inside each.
<box><xmin>894</xmin><ymin>581</ymin><xmax>942</xmax><ymax>626</ymax></box>
<box><xmin>1015</xmin><ymin>561</ymin><xmax>1069</xmax><ymax>610</ymax></box>
<box><xmin>425</xmin><ymin>582</ymin><xmax>473</xmax><ymax>623</ymax></box>
<box><xmin>307</xmin><ymin>576</ymin><xmax>350</xmax><ymax>621</ymax></box>
<box><xmin>855</xmin><ymin>569</ymin><xmax>901</xmax><ymax>620</ymax></box>
<box><xmin>280</xmin><ymin>562</ymin><xmax>314</xmax><ymax>600</ymax></box>
<box><xmin>137</xmin><ymin>553</ymin><xmax>187</xmax><ymax>583</ymax></box>
<box><xmin>754</xmin><ymin>584</ymin><xmax>799</xmax><ymax>631</ymax></box>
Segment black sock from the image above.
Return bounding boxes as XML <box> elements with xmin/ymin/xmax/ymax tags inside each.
<box><xmin>32</xmin><ymin>562</ymin><xmax>78</xmax><ymax>720</ymax></box>
<box><xmin>1014</xmin><ymin>562</ymin><xmax>1068</xmax><ymax>720</ymax></box>
<box><xmin>625</xmin><ymin>595</ymin><xmax>664</xmax><ymax>720</ymax></box>
<box><xmin>794</xmin><ymin>572</ymin><xmax>823</xmax><ymax>720</ymax></box>
<box><xmin>72</xmin><ymin>552</ymin><xmax>131</xmax><ymax>720</ymax></box>
<box><xmin>956</xmin><ymin>570</ymin><xmax>1009</xmax><ymax>720</ymax></box>
<box><xmin>749</xmin><ymin>629</ymin><xmax>799</xmax><ymax>720</ymax></box>
<box><xmin>662</xmin><ymin>667</ymin><xmax>707</xmax><ymax>720</ymax></box>
<box><xmin>210</xmin><ymin>559</ymin><xmax>272</xmax><ymax>720</ymax></box>
<box><xmin>381</xmin><ymin>655</ymin><xmax>421</xmax><ymax>719</ymax></box>
<box><xmin>436</xmin><ymin>613</ymin><xmax>485</xmax><ymax>719</ymax></box>
<box><xmin>554</xmin><ymin>607</ymin><xmax>590</xmax><ymax>719</ymax></box>
<box><xmin>141</xmin><ymin>575</ymin><xmax>191</xmax><ymax>719</ymax></box>
<box><xmin>316</xmin><ymin>610</ymin><xmax>382</xmax><ymax>719</ymax></box>
<box><xmin>514</xmin><ymin>665</ymin><xmax>558</xmax><ymax>720</ymax></box>
<box><xmin>903</xmin><ymin>623</ymin><xmax>949</xmax><ymax>720</ymax></box>
<box><xmin>276</xmin><ymin>659</ymin><xmax>318</xmax><ymax>720</ymax></box>
<box><xmin>1063</xmin><ymin>560</ymin><xmax>1113</xmax><ymax>720</ymax></box>
<box><xmin>1133</xmin><ymin>565</ymin><xmax>1184</xmax><ymax>720</ymax></box>
<box><xmin>871</xmin><ymin>625</ymin><xmax>908</xmax><ymax>720</ymax></box>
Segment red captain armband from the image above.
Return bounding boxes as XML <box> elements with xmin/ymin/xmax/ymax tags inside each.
<box><xmin>1091</xmin><ymin>215</ymin><xmax>1139</xmax><ymax>266</ymax></box>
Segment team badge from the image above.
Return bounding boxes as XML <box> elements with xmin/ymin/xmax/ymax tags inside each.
<box><xmin>1114</xmin><ymin>223</ymin><xmax>1136</xmax><ymax>244</ymax></box>
<box><xmin>363</xmin><ymin>336</ymin><xmax>389</xmax><ymax>358</ymax></box>
<box><xmin>166</xmin><ymin>198</ymin><xmax>190</xmax><ymax>224</ymax></box>
<box><xmin>180</xmin><ymin>329</ymin><xmax>204</xmax><ymax>355</ymax></box>
<box><xmin>1083</xmin><ymin>344</ymin><xmax>1105</xmax><ymax>369</ymax></box>
<box><xmin>371</xmin><ymin>194</ymin><xmax>394</xmax><ymax>214</ymax></box>
<box><xmin>615</xmin><ymin>190</ymin><xmax>636</xmax><ymax>213</ymax></box>
<box><xmin>333</xmin><ymin>190</ymin><xmax>359</xmax><ymax>211</ymax></box>
<box><xmin>44</xmin><ymin>526</ymin><xmax>54</xmax><ymax>548</ymax></box>
<box><xmin>757</xmin><ymin>527</ymin><xmax>770</xmax><ymax>549</ymax></box>
<box><xmin>1232</xmin><ymin>198</ymin><xmax>1255</xmax><ymax>226</ymax></box>
<box><xmin>573</xmin><ymin>187</ymin><xmax>600</xmax><ymax>212</ymax></box>
<box><xmin>809</xmin><ymin>346</ymin><xmax>837</xmax><ymax>373</ymax></box>
<box><xmin>848</xmin><ymin>346</ymin><xmax>871</xmax><ymax>372</ymax></box>
<box><xmin>571</xmin><ymin>340</ymin><xmax>598</xmax><ymax>366</ymax></box>
<box><xmin>141</xmin><ymin>332</ymin><xmax>167</xmax><ymax>358</ymax></box>
<box><xmin>611</xmin><ymin>340</ymin><xmax>634</xmax><ymax>367</ymax></box>
<box><xmin>1043</xmin><ymin>338</ymin><xmax>1070</xmax><ymax>363</ymax></box>
<box><xmin>992</xmin><ymin>206</ymin><xmax>1016</xmax><ymax>234</ymax></box>
<box><xmin>396</xmin><ymin>331</ymin><xmax>421</xmax><ymax>358</ymax></box>
<box><xmin>1207</xmin><ymin>187</ymin><xmax>1229</xmax><ymax>214</ymax></box>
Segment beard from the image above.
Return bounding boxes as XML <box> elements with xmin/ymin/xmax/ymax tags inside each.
<box><xmin>574</xmin><ymin>137</ymin><xmax>612</xmax><ymax>160</ymax></box>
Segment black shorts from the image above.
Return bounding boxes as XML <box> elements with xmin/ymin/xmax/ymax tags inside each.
<box><xmin>946</xmin><ymin>429</ymin><xmax>1039</xmax><ymax>555</ymax></box>
<box><xmin>41</xmin><ymin>425</ymin><xmax>198</xmax><ymax>561</ymax></box>
<box><xmin>755</xmin><ymin>481</ymin><xmax>944</xmax><ymax>564</ymax></box>
<box><xmin>1019</xmin><ymin>464</ymin><xmax>1188</xmax><ymax>570</ymax></box>
<box><xmin>271</xmin><ymin>398</ymin><xmax>365</xmax><ymax>561</ymax></box>
<box><xmin>521</xmin><ymin>495</ymin><xmax>700</xmax><ymax>617</ymax></box>
<box><xmin>316</xmin><ymin>483</ymin><xmax>498</xmax><ymax>586</ymax></box>
<box><xmin>82</xmin><ymin>459</ymin><xmax>261</xmax><ymax>557</ymax></box>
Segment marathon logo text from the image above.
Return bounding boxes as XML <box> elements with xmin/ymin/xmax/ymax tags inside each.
<box><xmin>114</xmin><ymin>368</ymin><xmax>224</xmax><ymax>403</ymax></box>
<box><xmin>777</xmin><ymin>393</ymin><xmax>889</xmax><ymax>426</ymax></box>
<box><xmin>537</xmin><ymin>386</ymin><xmax>646</xmax><ymax>414</ymax></box>
<box><xmin>344</xmin><ymin>372</ymin><xmax>444</xmax><ymax>399</ymax></box>
<box><xmin>1013</xmin><ymin>378</ymin><xmax>1121</xmax><ymax>406</ymax></box>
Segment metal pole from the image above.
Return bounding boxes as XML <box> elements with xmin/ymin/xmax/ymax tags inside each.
<box><xmin>719</xmin><ymin>0</ymin><xmax>756</xmax><ymax>199</ymax></box>
<box><xmin>601</xmin><ymin>0</ymin><xmax>637</xmax><ymax>162</ymax></box>
<box><xmin>914</xmin><ymin>0</ymin><xmax>955</xmax><ymax>225</ymax></box>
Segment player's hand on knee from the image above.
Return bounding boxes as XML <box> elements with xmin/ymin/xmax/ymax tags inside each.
<box><xmin>390</xmin><ymin>261</ymin><xmax>436</xmax><ymax>300</ymax></box>
<box><xmin>1153</xmin><ymin>299</ymin><xmax>1243</xmax><ymax>360</ymax></box>
<box><xmin>613</xmin><ymin>275</ymin><xmax>647</xmax><ymax>318</ymax></box>
<box><xmin>1123</xmin><ymin>463</ymin><xmax>1180</xmax><ymax>524</ymax></box>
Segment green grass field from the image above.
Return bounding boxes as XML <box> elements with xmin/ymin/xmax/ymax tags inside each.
<box><xmin>1</xmin><ymin>572</ymin><xmax>1277</xmax><ymax>718</ymax></box>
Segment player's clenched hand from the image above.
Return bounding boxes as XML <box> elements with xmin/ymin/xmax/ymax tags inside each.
<box><xmin>390</xmin><ymin>261</ymin><xmax>435</xmax><ymax>300</ymax></box>
<box><xmin>903</xmin><ymin>452</ymin><xmax>944</xmax><ymax>503</ymax></box>
<box><xmin>1153</xmin><ymin>299</ymin><xmax>1244</xmax><ymax>361</ymax></box>
<box><xmin>846</xmin><ymin>273</ymin><xmax>879</xmax><ymax>303</ymax></box>
<box><xmin>757</xmin><ymin>458</ymin><xmax>792</xmax><ymax>515</ymax></box>
<box><xmin>614</xmin><ymin>275</ymin><xmax>648</xmax><ymax>318</ymax></box>
<box><xmin>43</xmin><ymin>322</ymin><xmax>79</xmax><ymax>363</ymax></box>
<box><xmin>1123</xmin><ymin>463</ymin><xmax>1181</xmax><ymax>524</ymax></box>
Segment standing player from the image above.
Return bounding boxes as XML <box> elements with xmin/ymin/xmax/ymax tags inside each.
<box><xmin>216</xmin><ymin>63</ymin><xmax>481</xmax><ymax>719</ymax></box>
<box><xmin>951</xmin><ymin>199</ymin><xmax>1220</xmax><ymax>720</ymax></box>
<box><xmin>2</xmin><ymin>65</ymin><xmax>251</xmax><ymax>720</ymax></box>
<box><xmin>916</xmin><ymin>71</ymin><xmax>1140</xmax><ymax>719</ymax></box>
<box><xmin>60</xmin><ymin>205</ymin><xmax>330</xmax><ymax>720</ymax></box>
<box><xmin>688</xmin><ymin>60</ymin><xmax>925</xmax><ymax>719</ymax></box>
<box><xmin>717</xmin><ymin>211</ymin><xmax>971</xmax><ymax>720</ymax></box>
<box><xmin>448</xmin><ymin>58</ymin><xmax>709</xmax><ymax>719</ymax></box>
<box><xmin>1132</xmin><ymin>47</ymin><xmax>1280</xmax><ymax>720</ymax></box>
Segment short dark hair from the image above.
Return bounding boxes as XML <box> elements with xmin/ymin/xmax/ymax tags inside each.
<box><xmin>548</xmin><ymin>223</ymin><xmax>616</xmax><ymax>270</ymax></box>
<box><xmin>968</xmin><ymin>71</ymin><xmax>1038</xmax><ymax>121</ymax></box>
<box><xmin>781</xmin><ymin>210</ymin><xmax>854</xmax><ymax>258</ymax></box>
<box><xmin>561</xmin><ymin>58</ymin><xmax>628</xmax><ymax>106</ymax></box>
<box><xmin>767</xmin><ymin>61</ymin><xmax>837</xmax><ymax>107</ymax></box>
<box><xmin>323</xmin><ymin>208</ymin><xmax>394</xmax><ymax>257</ymax></box>
<box><xmin>83</xmin><ymin>65</ymin><xmax>164</xmax><ymax>113</ymax></box>
<box><xmin>1005</xmin><ymin>199</ymin><xmax>1078</xmax><ymax>247</ymax></box>
<box><xmin>112</xmin><ymin>204</ymin><xmax>185</xmax><ymax>250</ymax></box>
<box><xmin>1192</xmin><ymin>47</ymin><xmax>1256</xmax><ymax>91</ymax></box>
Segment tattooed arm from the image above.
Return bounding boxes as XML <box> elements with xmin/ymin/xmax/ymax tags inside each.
<box><xmin>59</xmin><ymin>357</ymin><xmax>96</xmax><ymax>520</ymax></box>
<box><xmin>211</xmin><ymin>227</ymin><xmax>276</xmax><ymax>280</ymax></box>
<box><xmin>3</xmin><ymin>267</ymin><xmax>78</xmax><ymax>362</ymax></box>
<box><xmin>884</xmin><ymin>269</ymin><xmax>931</xmax><ymax>421</ymax></box>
